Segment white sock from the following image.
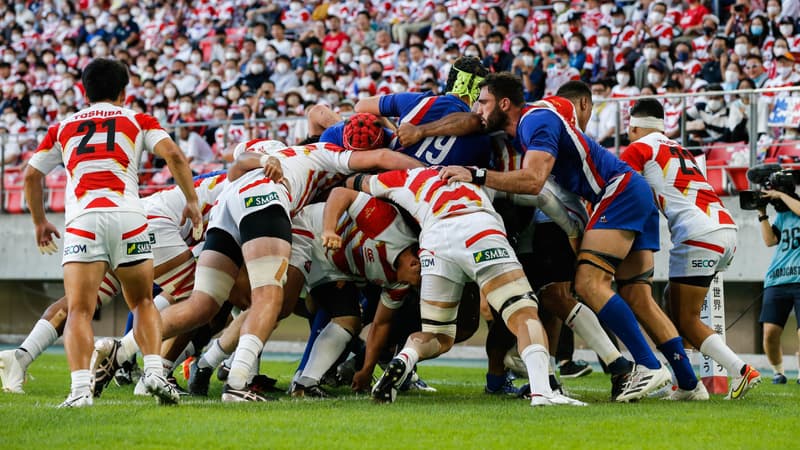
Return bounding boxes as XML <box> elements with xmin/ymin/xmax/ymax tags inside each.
<box><xmin>70</xmin><ymin>369</ymin><xmax>92</xmax><ymax>397</ymax></box>
<box><xmin>153</xmin><ymin>294</ymin><xmax>171</xmax><ymax>311</ymax></box>
<box><xmin>198</xmin><ymin>339</ymin><xmax>229</xmax><ymax>370</ymax></box>
<box><xmin>142</xmin><ymin>354</ymin><xmax>162</xmax><ymax>377</ymax></box>
<box><xmin>161</xmin><ymin>357</ymin><xmax>175</xmax><ymax>376</ymax></box>
<box><xmin>772</xmin><ymin>362</ymin><xmax>784</xmax><ymax>375</ymax></box>
<box><xmin>521</xmin><ymin>344</ymin><xmax>552</xmax><ymax>396</ymax></box>
<box><xmin>172</xmin><ymin>342</ymin><xmax>195</xmax><ymax>371</ymax></box>
<box><xmin>228</xmin><ymin>334</ymin><xmax>263</xmax><ymax>390</ymax></box>
<box><xmin>549</xmin><ymin>355</ymin><xmax>556</xmax><ymax>375</ymax></box>
<box><xmin>566</xmin><ymin>303</ymin><xmax>622</xmax><ymax>365</ymax></box>
<box><xmin>116</xmin><ymin>332</ymin><xmax>140</xmax><ymax>365</ymax></box>
<box><xmin>18</xmin><ymin>320</ymin><xmax>58</xmax><ymax>369</ymax></box>
<box><xmin>699</xmin><ymin>334</ymin><xmax>746</xmax><ymax>376</ymax></box>
<box><xmin>397</xmin><ymin>347</ymin><xmax>419</xmax><ymax>369</ymax></box>
<box><xmin>299</xmin><ymin>322</ymin><xmax>352</xmax><ymax>385</ymax></box>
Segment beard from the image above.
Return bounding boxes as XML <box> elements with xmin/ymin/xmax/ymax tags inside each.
<box><xmin>484</xmin><ymin>104</ymin><xmax>509</xmax><ymax>132</ymax></box>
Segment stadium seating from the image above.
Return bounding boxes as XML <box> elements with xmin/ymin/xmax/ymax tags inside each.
<box><xmin>3</xmin><ymin>170</ymin><xmax>27</xmax><ymax>214</ymax></box>
<box><xmin>45</xmin><ymin>168</ymin><xmax>67</xmax><ymax>213</ymax></box>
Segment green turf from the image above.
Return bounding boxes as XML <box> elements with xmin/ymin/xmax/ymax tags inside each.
<box><xmin>1</xmin><ymin>353</ymin><xmax>797</xmax><ymax>449</ymax></box>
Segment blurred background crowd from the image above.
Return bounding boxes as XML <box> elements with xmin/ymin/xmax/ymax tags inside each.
<box><xmin>1</xmin><ymin>0</ymin><xmax>800</xmax><ymax>177</ymax></box>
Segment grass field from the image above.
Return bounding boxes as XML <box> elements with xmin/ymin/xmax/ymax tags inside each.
<box><xmin>1</xmin><ymin>352</ymin><xmax>797</xmax><ymax>449</ymax></box>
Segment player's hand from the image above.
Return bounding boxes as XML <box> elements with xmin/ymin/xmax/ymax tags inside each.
<box><xmin>35</xmin><ymin>221</ymin><xmax>61</xmax><ymax>255</ymax></box>
<box><xmin>322</xmin><ymin>230</ymin><xmax>342</xmax><ymax>250</ymax></box>
<box><xmin>439</xmin><ymin>166</ymin><xmax>473</xmax><ymax>184</ymax></box>
<box><xmin>351</xmin><ymin>369</ymin><xmax>372</xmax><ymax>392</ymax></box>
<box><xmin>261</xmin><ymin>155</ymin><xmax>284</xmax><ymax>182</ymax></box>
<box><xmin>397</xmin><ymin>123</ymin><xmax>423</xmax><ymax>147</ymax></box>
<box><xmin>182</xmin><ymin>201</ymin><xmax>204</xmax><ymax>241</ymax></box>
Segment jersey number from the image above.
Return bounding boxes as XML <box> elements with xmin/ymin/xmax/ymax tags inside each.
<box><xmin>415</xmin><ymin>136</ymin><xmax>457</xmax><ymax>165</ymax></box>
<box><xmin>76</xmin><ymin>119</ymin><xmax>117</xmax><ymax>155</ymax></box>
<box><xmin>781</xmin><ymin>227</ymin><xmax>800</xmax><ymax>251</ymax></box>
<box><xmin>668</xmin><ymin>145</ymin><xmax>702</xmax><ymax>176</ymax></box>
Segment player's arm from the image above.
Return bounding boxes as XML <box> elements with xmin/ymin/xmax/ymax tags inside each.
<box><xmin>23</xmin><ymin>165</ymin><xmax>60</xmax><ymax>254</ymax></box>
<box><xmin>153</xmin><ymin>138</ymin><xmax>203</xmax><ymax>239</ymax></box>
<box><xmin>354</xmin><ymin>96</ymin><xmax>382</xmax><ymax>115</ymax></box>
<box><xmin>347</xmin><ymin>149</ymin><xmax>424</xmax><ymax>172</ymax></box>
<box><xmin>500</xmin><ymin>187</ymin><xmax>584</xmax><ymax>239</ymax></box>
<box><xmin>440</xmin><ymin>150</ymin><xmax>555</xmax><ymax>195</ymax></box>
<box><xmin>321</xmin><ymin>187</ymin><xmax>364</xmax><ymax>249</ymax></box>
<box><xmin>352</xmin><ymin>300</ymin><xmax>395</xmax><ymax>392</ymax></box>
<box><xmin>227</xmin><ymin>152</ymin><xmax>283</xmax><ymax>181</ymax></box>
<box><xmin>396</xmin><ymin>112</ymin><xmax>485</xmax><ymax>147</ymax></box>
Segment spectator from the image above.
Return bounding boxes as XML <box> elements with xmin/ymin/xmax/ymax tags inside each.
<box><xmin>242</xmin><ymin>55</ymin><xmax>270</xmax><ymax>92</ymax></box>
<box><xmin>587</xmin><ymin>79</ymin><xmax>616</xmax><ymax>147</ymax></box>
<box><xmin>512</xmin><ymin>46</ymin><xmax>545</xmax><ymax>101</ymax></box>
<box><xmin>588</xmin><ymin>25</ymin><xmax>616</xmax><ymax>83</ymax></box>
<box><xmin>725</xmin><ymin>0</ymin><xmax>753</xmax><ymax>37</ymax></box>
<box><xmin>483</xmin><ymin>31</ymin><xmax>513</xmax><ymax>73</ymax></box>
<box><xmin>778</xmin><ymin>18</ymin><xmax>799</xmax><ymax>52</ymax></box>
<box><xmin>685</xmin><ymin>84</ymin><xmax>748</xmax><ymax>146</ymax></box>
<box><xmin>175</xmin><ymin>122</ymin><xmax>214</xmax><ymax>169</ymax></box>
<box><xmin>744</xmin><ymin>54</ymin><xmax>768</xmax><ymax>87</ymax></box>
<box><xmin>391</xmin><ymin>1</ymin><xmax>434</xmax><ymax>46</ymax></box>
<box><xmin>543</xmin><ymin>45</ymin><xmax>580</xmax><ymax>96</ymax></box>
<box><xmin>663</xmin><ymin>80</ymin><xmax>685</xmax><ymax>139</ymax></box>
<box><xmin>322</xmin><ymin>15</ymin><xmax>349</xmax><ymax>56</ymax></box>
<box><xmin>699</xmin><ymin>35</ymin><xmax>729</xmax><ymax>84</ymax></box>
<box><xmin>693</xmin><ymin>15</ymin><xmax>720</xmax><ymax>64</ymax></box>
<box><xmin>269</xmin><ymin>22</ymin><xmax>292</xmax><ymax>56</ymax></box>
<box><xmin>647</xmin><ymin>60</ymin><xmax>668</xmax><ymax>93</ymax></box>
<box><xmin>634</xmin><ymin>38</ymin><xmax>662</xmax><ymax>89</ymax></box>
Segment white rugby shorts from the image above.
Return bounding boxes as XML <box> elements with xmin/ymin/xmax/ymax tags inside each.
<box><xmin>63</xmin><ymin>211</ymin><xmax>153</xmax><ymax>269</ymax></box>
<box><xmin>669</xmin><ymin>228</ymin><xmax>736</xmax><ymax>279</ymax></box>
<box><xmin>207</xmin><ymin>177</ymin><xmax>290</xmax><ymax>245</ymax></box>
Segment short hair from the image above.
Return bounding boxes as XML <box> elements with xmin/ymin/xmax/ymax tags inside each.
<box><xmin>82</xmin><ymin>58</ymin><xmax>129</xmax><ymax>103</ymax></box>
<box><xmin>451</xmin><ymin>17</ymin><xmax>465</xmax><ymax>27</ymax></box>
<box><xmin>478</xmin><ymin>72</ymin><xmax>525</xmax><ymax>107</ymax></box>
<box><xmin>630</xmin><ymin>98</ymin><xmax>664</xmax><ymax>120</ymax></box>
<box><xmin>556</xmin><ymin>80</ymin><xmax>592</xmax><ymax>103</ymax></box>
<box><xmin>745</xmin><ymin>53</ymin><xmax>763</xmax><ymax>64</ymax></box>
<box><xmin>487</xmin><ymin>31</ymin><xmax>504</xmax><ymax>41</ymax></box>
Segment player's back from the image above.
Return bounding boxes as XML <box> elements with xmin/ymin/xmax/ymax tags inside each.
<box><xmin>379</xmin><ymin>92</ymin><xmax>492</xmax><ymax>167</ymax></box>
<box><xmin>620</xmin><ymin>132</ymin><xmax>736</xmax><ymax>244</ymax></box>
<box><xmin>54</xmin><ymin>102</ymin><xmax>167</xmax><ymax>222</ymax></box>
<box><xmin>518</xmin><ymin>104</ymin><xmax>632</xmax><ymax>205</ymax></box>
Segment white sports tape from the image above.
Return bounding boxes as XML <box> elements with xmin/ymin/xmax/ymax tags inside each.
<box><xmin>194</xmin><ymin>266</ymin><xmax>236</xmax><ymax>305</ymax></box>
<box><xmin>155</xmin><ymin>257</ymin><xmax>197</xmax><ymax>302</ymax></box>
<box><xmin>485</xmin><ymin>277</ymin><xmax>537</xmax><ymax>323</ymax></box>
<box><xmin>629</xmin><ymin>116</ymin><xmax>665</xmax><ymax>132</ymax></box>
<box><xmin>247</xmin><ymin>256</ymin><xmax>289</xmax><ymax>289</ymax></box>
<box><xmin>420</xmin><ymin>300</ymin><xmax>458</xmax><ymax>338</ymax></box>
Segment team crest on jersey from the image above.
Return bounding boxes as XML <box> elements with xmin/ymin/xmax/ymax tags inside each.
<box><xmin>244</xmin><ymin>192</ymin><xmax>279</xmax><ymax>208</ymax></box>
<box><xmin>126</xmin><ymin>241</ymin><xmax>152</xmax><ymax>255</ymax></box>
<box><xmin>473</xmin><ymin>248</ymin><xmax>510</xmax><ymax>264</ymax></box>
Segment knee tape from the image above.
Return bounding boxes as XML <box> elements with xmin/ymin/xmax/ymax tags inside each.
<box><xmin>155</xmin><ymin>257</ymin><xmax>197</xmax><ymax>302</ymax></box>
<box><xmin>616</xmin><ymin>268</ymin><xmax>654</xmax><ymax>289</ymax></box>
<box><xmin>194</xmin><ymin>266</ymin><xmax>236</xmax><ymax>306</ymax></box>
<box><xmin>485</xmin><ymin>277</ymin><xmax>538</xmax><ymax>323</ymax></box>
<box><xmin>96</xmin><ymin>273</ymin><xmax>121</xmax><ymax>307</ymax></box>
<box><xmin>576</xmin><ymin>249</ymin><xmax>622</xmax><ymax>275</ymax></box>
<box><xmin>247</xmin><ymin>256</ymin><xmax>289</xmax><ymax>289</ymax></box>
<box><xmin>420</xmin><ymin>300</ymin><xmax>458</xmax><ymax>338</ymax></box>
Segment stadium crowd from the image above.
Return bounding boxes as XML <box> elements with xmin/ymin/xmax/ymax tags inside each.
<box><xmin>1</xmin><ymin>0</ymin><xmax>800</xmax><ymax>174</ymax></box>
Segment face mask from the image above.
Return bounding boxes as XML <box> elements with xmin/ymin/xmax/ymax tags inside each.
<box><xmin>265</xmin><ymin>109</ymin><xmax>279</xmax><ymax>119</ymax></box>
<box><xmin>95</xmin><ymin>46</ymin><xmax>108</xmax><ymax>57</ymax></box>
<box><xmin>725</xmin><ymin>71</ymin><xmax>739</xmax><ymax>84</ymax></box>
<box><xmin>734</xmin><ymin>43</ymin><xmax>748</xmax><ymax>57</ymax></box>
<box><xmin>107</xmin><ymin>22</ymin><xmax>118</xmax><ymax>30</ymax></box>
<box><xmin>359</xmin><ymin>54</ymin><xmax>372</xmax><ymax>65</ymax></box>
<box><xmin>568</xmin><ymin>41</ymin><xmax>582</xmax><ymax>53</ymax></box>
<box><xmin>557</xmin><ymin>23</ymin><xmax>571</xmax><ymax>36</ymax></box>
<box><xmin>339</xmin><ymin>52</ymin><xmax>352</xmax><ymax>64</ymax></box>
<box><xmin>370</xmin><ymin>71</ymin><xmax>382</xmax><ymax>81</ymax></box>
<box><xmin>649</xmin><ymin>12</ymin><xmax>664</xmax><ymax>24</ymax></box>
<box><xmin>119</xmin><ymin>14</ymin><xmax>130</xmax><ymax>22</ymax></box>
<box><xmin>465</xmin><ymin>50</ymin><xmax>479</xmax><ymax>57</ymax></box>
<box><xmin>56</xmin><ymin>64</ymin><xmax>67</xmax><ymax>74</ymax></box>
<box><xmin>774</xmin><ymin>46</ymin><xmax>788</xmax><ymax>57</ymax></box>
<box><xmin>302</xmin><ymin>74</ymin><xmax>315</xmax><ymax>84</ymax></box>
<box><xmin>465</xmin><ymin>18</ymin><xmax>476</xmax><ymax>26</ymax></box>
<box><xmin>13</xmin><ymin>84</ymin><xmax>24</xmax><ymax>95</ymax></box>
<box><xmin>523</xmin><ymin>55</ymin><xmax>535</xmax><ymax>66</ymax></box>
<box><xmin>3</xmin><ymin>54</ymin><xmax>14</xmax><ymax>63</ymax></box>
<box><xmin>712</xmin><ymin>47</ymin><xmax>725</xmax><ymax>58</ymax></box>
<box><xmin>703</xmin><ymin>26</ymin><xmax>715</xmax><ymax>36</ymax></box>
<box><xmin>616</xmin><ymin>73</ymin><xmax>630</xmax><ymax>86</ymax></box>
<box><xmin>676</xmin><ymin>51</ymin><xmax>689</xmax><ymax>62</ymax></box>
<box><xmin>276</xmin><ymin>62</ymin><xmax>289</xmax><ymax>74</ymax></box>
<box><xmin>36</xmin><ymin>69</ymin><xmax>47</xmax><ymax>79</ymax></box>
<box><xmin>511</xmin><ymin>45</ymin><xmax>523</xmax><ymax>55</ymax></box>
<box><xmin>265</xmin><ymin>50</ymin><xmax>277</xmax><ymax>60</ymax></box>
<box><xmin>191</xmin><ymin>54</ymin><xmax>202</xmax><ymax>64</ymax></box>
<box><xmin>777</xmin><ymin>66</ymin><xmax>792</xmax><ymax>78</ymax></box>
<box><xmin>62</xmin><ymin>46</ymin><xmax>74</xmax><ymax>55</ymax></box>
<box><xmin>767</xmin><ymin>6</ymin><xmax>780</xmax><ymax>16</ymax></box>
<box><xmin>538</xmin><ymin>42</ymin><xmax>553</xmax><ymax>54</ymax></box>
<box><xmin>557</xmin><ymin>57</ymin><xmax>568</xmax><ymax>68</ymax></box>
<box><xmin>554</xmin><ymin>3</ymin><xmax>567</xmax><ymax>13</ymax></box>
<box><xmin>144</xmin><ymin>88</ymin><xmax>155</xmax><ymax>98</ymax></box>
<box><xmin>434</xmin><ymin>12</ymin><xmax>447</xmax><ymax>23</ymax></box>
<box><xmin>706</xmin><ymin>99</ymin><xmax>722</xmax><ymax>111</ymax></box>
<box><xmin>30</xmin><ymin>96</ymin><xmax>42</xmax><ymax>106</ymax></box>
<box><xmin>250</xmin><ymin>63</ymin><xmax>264</xmax><ymax>74</ymax></box>
<box><xmin>598</xmin><ymin>36</ymin><xmax>610</xmax><ymax>48</ymax></box>
<box><xmin>538</xmin><ymin>24</ymin><xmax>550</xmax><ymax>34</ymax></box>
<box><xmin>144</xmin><ymin>71</ymin><xmax>155</xmax><ymax>80</ymax></box>
<box><xmin>164</xmin><ymin>87</ymin><xmax>177</xmax><ymax>98</ymax></box>
<box><xmin>613</xmin><ymin>17</ymin><xmax>624</xmax><ymax>27</ymax></box>
<box><xmin>750</xmin><ymin>25</ymin><xmax>763</xmax><ymax>36</ymax></box>
<box><xmin>79</xmin><ymin>46</ymin><xmax>90</xmax><ymax>56</ymax></box>
<box><xmin>668</xmin><ymin>96</ymin><xmax>681</xmax><ymax>105</ymax></box>
<box><xmin>321</xmin><ymin>80</ymin><xmax>334</xmax><ymax>90</ymax></box>
<box><xmin>71</xmin><ymin>19</ymin><xmax>83</xmax><ymax>28</ymax></box>
<box><xmin>487</xmin><ymin>43</ymin><xmax>502</xmax><ymax>54</ymax></box>
<box><xmin>85</xmin><ymin>23</ymin><xmax>96</xmax><ymax>33</ymax></box>
<box><xmin>391</xmin><ymin>82</ymin><xmax>407</xmax><ymax>93</ymax></box>
<box><xmin>780</xmin><ymin>25</ymin><xmax>794</xmax><ymax>37</ymax></box>
<box><xmin>647</xmin><ymin>72</ymin><xmax>661</xmax><ymax>84</ymax></box>
<box><xmin>4</xmin><ymin>113</ymin><xmax>17</xmax><ymax>124</ymax></box>
<box><xmin>643</xmin><ymin>48</ymin><xmax>657</xmax><ymax>61</ymax></box>
<box><xmin>226</xmin><ymin>52</ymin><xmax>239</xmax><ymax>60</ymax></box>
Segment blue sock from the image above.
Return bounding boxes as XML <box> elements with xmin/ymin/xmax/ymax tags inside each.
<box><xmin>597</xmin><ymin>294</ymin><xmax>661</xmax><ymax>370</ymax></box>
<box><xmin>123</xmin><ymin>312</ymin><xmax>134</xmax><ymax>335</ymax></box>
<box><xmin>296</xmin><ymin>309</ymin><xmax>330</xmax><ymax>372</ymax></box>
<box><xmin>486</xmin><ymin>373</ymin><xmax>506</xmax><ymax>391</ymax></box>
<box><xmin>657</xmin><ymin>337</ymin><xmax>697</xmax><ymax>390</ymax></box>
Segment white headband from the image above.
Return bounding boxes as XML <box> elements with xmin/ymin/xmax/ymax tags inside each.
<box><xmin>629</xmin><ymin>116</ymin><xmax>665</xmax><ymax>132</ymax></box>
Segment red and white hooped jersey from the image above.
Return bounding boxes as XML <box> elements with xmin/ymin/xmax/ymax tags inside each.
<box><xmin>369</xmin><ymin>166</ymin><xmax>499</xmax><ymax>230</ymax></box>
<box><xmin>294</xmin><ymin>195</ymin><xmax>415</xmax><ymax>308</ymax></box>
<box><xmin>231</xmin><ymin>141</ymin><xmax>354</xmax><ymax>216</ymax></box>
<box><xmin>143</xmin><ymin>172</ymin><xmax>228</xmax><ymax>245</ymax></box>
<box><xmin>620</xmin><ymin>132</ymin><xmax>736</xmax><ymax>244</ymax></box>
<box><xmin>28</xmin><ymin>103</ymin><xmax>170</xmax><ymax>224</ymax></box>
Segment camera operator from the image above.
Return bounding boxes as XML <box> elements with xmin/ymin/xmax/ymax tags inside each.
<box><xmin>758</xmin><ymin>186</ymin><xmax>800</xmax><ymax>384</ymax></box>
